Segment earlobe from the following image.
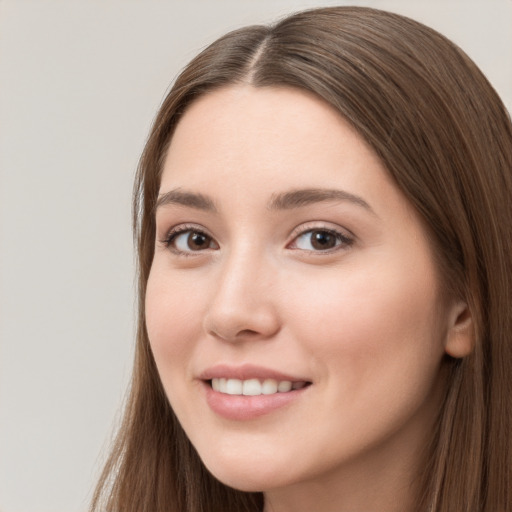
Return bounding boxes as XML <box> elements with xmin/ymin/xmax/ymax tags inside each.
<box><xmin>444</xmin><ymin>301</ymin><xmax>475</xmax><ymax>358</ymax></box>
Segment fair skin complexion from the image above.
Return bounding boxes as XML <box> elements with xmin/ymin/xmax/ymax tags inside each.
<box><xmin>146</xmin><ymin>85</ymin><xmax>472</xmax><ymax>512</ymax></box>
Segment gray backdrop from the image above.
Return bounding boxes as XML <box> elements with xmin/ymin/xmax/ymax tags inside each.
<box><xmin>1</xmin><ymin>1</ymin><xmax>510</xmax><ymax>511</ymax></box>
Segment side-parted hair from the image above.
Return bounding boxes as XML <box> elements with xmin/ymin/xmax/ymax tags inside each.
<box><xmin>91</xmin><ymin>7</ymin><xmax>512</xmax><ymax>512</ymax></box>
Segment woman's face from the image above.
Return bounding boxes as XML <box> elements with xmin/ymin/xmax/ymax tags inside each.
<box><xmin>146</xmin><ymin>85</ymin><xmax>463</xmax><ymax>503</ymax></box>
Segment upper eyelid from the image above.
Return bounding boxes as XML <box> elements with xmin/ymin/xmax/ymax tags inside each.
<box><xmin>162</xmin><ymin>223</ymin><xmax>212</xmax><ymax>240</ymax></box>
<box><xmin>288</xmin><ymin>221</ymin><xmax>355</xmax><ymax>241</ymax></box>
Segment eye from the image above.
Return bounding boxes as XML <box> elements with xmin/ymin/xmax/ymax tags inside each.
<box><xmin>289</xmin><ymin>228</ymin><xmax>353</xmax><ymax>252</ymax></box>
<box><xmin>163</xmin><ymin>227</ymin><xmax>219</xmax><ymax>254</ymax></box>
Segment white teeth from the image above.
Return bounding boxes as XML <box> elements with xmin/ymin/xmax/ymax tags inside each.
<box><xmin>242</xmin><ymin>378</ymin><xmax>261</xmax><ymax>396</ymax></box>
<box><xmin>262</xmin><ymin>379</ymin><xmax>278</xmax><ymax>394</ymax></box>
<box><xmin>277</xmin><ymin>380</ymin><xmax>292</xmax><ymax>392</ymax></box>
<box><xmin>211</xmin><ymin>378</ymin><xmax>307</xmax><ymax>396</ymax></box>
<box><xmin>226</xmin><ymin>378</ymin><xmax>243</xmax><ymax>395</ymax></box>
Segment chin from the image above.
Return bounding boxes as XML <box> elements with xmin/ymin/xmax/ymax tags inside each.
<box><xmin>200</xmin><ymin>452</ymin><xmax>291</xmax><ymax>493</ymax></box>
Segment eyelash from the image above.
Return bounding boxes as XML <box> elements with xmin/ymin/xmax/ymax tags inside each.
<box><xmin>160</xmin><ymin>224</ymin><xmax>216</xmax><ymax>257</ymax></box>
<box><xmin>160</xmin><ymin>223</ymin><xmax>354</xmax><ymax>256</ymax></box>
<box><xmin>288</xmin><ymin>224</ymin><xmax>354</xmax><ymax>253</ymax></box>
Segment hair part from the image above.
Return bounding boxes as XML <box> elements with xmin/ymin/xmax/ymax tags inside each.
<box><xmin>91</xmin><ymin>7</ymin><xmax>512</xmax><ymax>512</ymax></box>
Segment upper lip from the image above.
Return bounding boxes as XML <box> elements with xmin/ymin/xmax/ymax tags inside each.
<box><xmin>199</xmin><ymin>363</ymin><xmax>311</xmax><ymax>383</ymax></box>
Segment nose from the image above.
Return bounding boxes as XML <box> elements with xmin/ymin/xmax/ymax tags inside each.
<box><xmin>202</xmin><ymin>250</ymin><xmax>281</xmax><ymax>343</ymax></box>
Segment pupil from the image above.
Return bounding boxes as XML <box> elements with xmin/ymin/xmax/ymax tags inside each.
<box><xmin>312</xmin><ymin>231</ymin><xmax>335</xmax><ymax>249</ymax></box>
<box><xmin>189</xmin><ymin>232</ymin><xmax>208</xmax><ymax>250</ymax></box>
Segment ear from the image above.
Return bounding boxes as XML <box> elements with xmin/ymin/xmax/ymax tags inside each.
<box><xmin>444</xmin><ymin>301</ymin><xmax>475</xmax><ymax>358</ymax></box>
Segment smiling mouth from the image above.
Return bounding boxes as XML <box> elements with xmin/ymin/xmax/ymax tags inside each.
<box><xmin>208</xmin><ymin>378</ymin><xmax>311</xmax><ymax>396</ymax></box>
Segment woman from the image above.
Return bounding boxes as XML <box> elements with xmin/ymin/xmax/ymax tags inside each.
<box><xmin>91</xmin><ymin>6</ymin><xmax>512</xmax><ymax>512</ymax></box>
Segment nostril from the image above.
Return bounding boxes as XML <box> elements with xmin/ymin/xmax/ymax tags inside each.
<box><xmin>237</xmin><ymin>329</ymin><xmax>260</xmax><ymax>337</ymax></box>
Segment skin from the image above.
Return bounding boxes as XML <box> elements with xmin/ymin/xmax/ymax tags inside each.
<box><xmin>146</xmin><ymin>85</ymin><xmax>472</xmax><ymax>512</ymax></box>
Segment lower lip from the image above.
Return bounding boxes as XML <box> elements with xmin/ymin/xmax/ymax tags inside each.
<box><xmin>203</xmin><ymin>382</ymin><xmax>309</xmax><ymax>421</ymax></box>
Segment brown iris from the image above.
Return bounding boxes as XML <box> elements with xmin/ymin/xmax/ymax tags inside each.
<box><xmin>310</xmin><ymin>230</ymin><xmax>337</xmax><ymax>250</ymax></box>
<box><xmin>187</xmin><ymin>232</ymin><xmax>212</xmax><ymax>250</ymax></box>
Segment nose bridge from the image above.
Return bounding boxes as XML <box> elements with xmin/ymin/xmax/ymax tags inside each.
<box><xmin>203</xmin><ymin>242</ymin><xmax>280</xmax><ymax>341</ymax></box>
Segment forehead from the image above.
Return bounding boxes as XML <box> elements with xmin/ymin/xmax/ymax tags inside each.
<box><xmin>166</xmin><ymin>85</ymin><xmax>365</xmax><ymax>156</ymax></box>
<box><xmin>161</xmin><ymin>85</ymin><xmax>392</xmax><ymax>203</ymax></box>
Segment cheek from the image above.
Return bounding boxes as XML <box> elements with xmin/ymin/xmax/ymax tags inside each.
<box><xmin>286</xmin><ymin>256</ymin><xmax>446</xmax><ymax>393</ymax></box>
<box><xmin>279</xmin><ymin>259</ymin><xmax>448</xmax><ymax>462</ymax></box>
<box><xmin>145</xmin><ymin>267</ymin><xmax>202</xmax><ymax>371</ymax></box>
<box><xmin>145</xmin><ymin>267</ymin><xmax>209</xmax><ymax>428</ymax></box>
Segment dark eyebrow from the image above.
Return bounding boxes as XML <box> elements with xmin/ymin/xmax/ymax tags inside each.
<box><xmin>155</xmin><ymin>189</ymin><xmax>217</xmax><ymax>212</ymax></box>
<box><xmin>268</xmin><ymin>188</ymin><xmax>376</xmax><ymax>214</ymax></box>
<box><xmin>155</xmin><ymin>187</ymin><xmax>375</xmax><ymax>215</ymax></box>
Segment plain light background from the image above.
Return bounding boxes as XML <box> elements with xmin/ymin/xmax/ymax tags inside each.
<box><xmin>0</xmin><ymin>1</ymin><xmax>510</xmax><ymax>511</ymax></box>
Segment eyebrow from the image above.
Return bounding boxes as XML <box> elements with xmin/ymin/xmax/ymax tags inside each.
<box><xmin>156</xmin><ymin>189</ymin><xmax>217</xmax><ymax>212</ymax></box>
<box><xmin>155</xmin><ymin>187</ymin><xmax>375</xmax><ymax>215</ymax></box>
<box><xmin>268</xmin><ymin>188</ymin><xmax>375</xmax><ymax>214</ymax></box>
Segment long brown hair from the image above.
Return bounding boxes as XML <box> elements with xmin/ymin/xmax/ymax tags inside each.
<box><xmin>91</xmin><ymin>7</ymin><xmax>512</xmax><ymax>512</ymax></box>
